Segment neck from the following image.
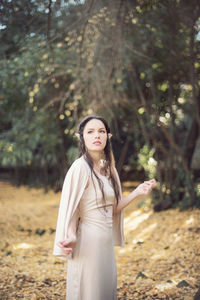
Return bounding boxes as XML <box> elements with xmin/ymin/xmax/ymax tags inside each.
<box><xmin>87</xmin><ymin>151</ymin><xmax>102</xmax><ymax>168</ymax></box>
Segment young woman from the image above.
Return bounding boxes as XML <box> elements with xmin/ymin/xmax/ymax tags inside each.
<box><xmin>53</xmin><ymin>114</ymin><xmax>156</xmax><ymax>300</ymax></box>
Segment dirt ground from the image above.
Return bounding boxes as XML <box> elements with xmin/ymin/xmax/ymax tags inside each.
<box><xmin>0</xmin><ymin>181</ymin><xmax>199</xmax><ymax>299</ymax></box>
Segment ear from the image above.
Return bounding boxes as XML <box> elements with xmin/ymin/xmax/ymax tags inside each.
<box><xmin>75</xmin><ymin>133</ymin><xmax>80</xmax><ymax>140</ymax></box>
<box><xmin>108</xmin><ymin>133</ymin><xmax>112</xmax><ymax>139</ymax></box>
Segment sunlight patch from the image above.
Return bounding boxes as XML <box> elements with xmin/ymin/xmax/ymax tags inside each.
<box><xmin>151</xmin><ymin>251</ymin><xmax>166</xmax><ymax>260</ymax></box>
<box><xmin>185</xmin><ymin>216</ymin><xmax>194</xmax><ymax>225</ymax></box>
<box><xmin>124</xmin><ymin>211</ymin><xmax>152</xmax><ymax>232</ymax></box>
<box><xmin>155</xmin><ymin>281</ymin><xmax>176</xmax><ymax>291</ymax></box>
<box><xmin>13</xmin><ymin>243</ymin><xmax>35</xmax><ymax>250</ymax></box>
<box><xmin>173</xmin><ymin>233</ymin><xmax>181</xmax><ymax>243</ymax></box>
<box><xmin>139</xmin><ymin>222</ymin><xmax>157</xmax><ymax>236</ymax></box>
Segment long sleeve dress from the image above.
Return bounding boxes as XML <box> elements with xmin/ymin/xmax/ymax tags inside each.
<box><xmin>53</xmin><ymin>156</ymin><xmax>124</xmax><ymax>300</ymax></box>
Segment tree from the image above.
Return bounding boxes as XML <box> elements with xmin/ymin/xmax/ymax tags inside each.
<box><xmin>0</xmin><ymin>0</ymin><xmax>200</xmax><ymax>207</ymax></box>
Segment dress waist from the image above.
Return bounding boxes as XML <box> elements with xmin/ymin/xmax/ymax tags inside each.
<box><xmin>79</xmin><ymin>205</ymin><xmax>113</xmax><ymax>228</ymax></box>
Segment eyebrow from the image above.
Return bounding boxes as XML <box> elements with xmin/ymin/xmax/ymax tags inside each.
<box><xmin>87</xmin><ymin>128</ymin><xmax>105</xmax><ymax>130</ymax></box>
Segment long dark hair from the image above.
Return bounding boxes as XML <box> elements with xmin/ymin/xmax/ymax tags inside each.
<box><xmin>77</xmin><ymin>114</ymin><xmax>120</xmax><ymax>206</ymax></box>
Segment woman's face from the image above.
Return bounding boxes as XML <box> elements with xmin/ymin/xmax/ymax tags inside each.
<box><xmin>83</xmin><ymin>119</ymin><xmax>108</xmax><ymax>153</ymax></box>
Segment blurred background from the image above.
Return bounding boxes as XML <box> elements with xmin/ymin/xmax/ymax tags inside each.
<box><xmin>0</xmin><ymin>0</ymin><xmax>200</xmax><ymax>209</ymax></box>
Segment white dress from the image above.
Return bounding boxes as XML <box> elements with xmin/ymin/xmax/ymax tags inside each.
<box><xmin>67</xmin><ymin>171</ymin><xmax>117</xmax><ymax>300</ymax></box>
<box><xmin>53</xmin><ymin>156</ymin><xmax>124</xmax><ymax>300</ymax></box>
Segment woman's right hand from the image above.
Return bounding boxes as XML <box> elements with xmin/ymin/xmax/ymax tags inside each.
<box><xmin>57</xmin><ymin>237</ymin><xmax>76</xmax><ymax>255</ymax></box>
<box><xmin>134</xmin><ymin>179</ymin><xmax>157</xmax><ymax>197</ymax></box>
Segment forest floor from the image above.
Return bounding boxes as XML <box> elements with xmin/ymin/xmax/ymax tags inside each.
<box><xmin>0</xmin><ymin>181</ymin><xmax>200</xmax><ymax>300</ymax></box>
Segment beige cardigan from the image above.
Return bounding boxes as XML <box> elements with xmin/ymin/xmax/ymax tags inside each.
<box><xmin>53</xmin><ymin>156</ymin><xmax>124</xmax><ymax>259</ymax></box>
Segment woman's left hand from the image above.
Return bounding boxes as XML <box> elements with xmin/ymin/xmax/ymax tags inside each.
<box><xmin>134</xmin><ymin>179</ymin><xmax>157</xmax><ymax>197</ymax></box>
<box><xmin>57</xmin><ymin>236</ymin><xmax>76</xmax><ymax>255</ymax></box>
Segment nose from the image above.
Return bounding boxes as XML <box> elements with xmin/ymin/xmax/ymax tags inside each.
<box><xmin>94</xmin><ymin>132</ymin><xmax>100</xmax><ymax>139</ymax></box>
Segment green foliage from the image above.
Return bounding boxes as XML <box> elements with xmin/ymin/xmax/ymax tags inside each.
<box><xmin>138</xmin><ymin>146</ymin><xmax>157</xmax><ymax>179</ymax></box>
<box><xmin>0</xmin><ymin>0</ymin><xmax>200</xmax><ymax>206</ymax></box>
<box><xmin>66</xmin><ymin>145</ymin><xmax>79</xmax><ymax>164</ymax></box>
<box><xmin>0</xmin><ymin>107</ymin><xmax>62</xmax><ymax>169</ymax></box>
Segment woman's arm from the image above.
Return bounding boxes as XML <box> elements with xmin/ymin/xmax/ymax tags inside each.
<box><xmin>58</xmin><ymin>179</ymin><xmax>90</xmax><ymax>255</ymax></box>
<box><xmin>57</xmin><ymin>208</ymin><xmax>79</xmax><ymax>255</ymax></box>
<box><xmin>53</xmin><ymin>157</ymin><xmax>90</xmax><ymax>258</ymax></box>
<box><xmin>114</xmin><ymin>179</ymin><xmax>157</xmax><ymax>214</ymax></box>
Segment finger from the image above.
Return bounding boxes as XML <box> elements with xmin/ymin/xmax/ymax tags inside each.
<box><xmin>62</xmin><ymin>241</ymin><xmax>71</xmax><ymax>247</ymax></box>
<box><xmin>62</xmin><ymin>248</ymin><xmax>72</xmax><ymax>254</ymax></box>
<box><xmin>144</xmin><ymin>180</ymin><xmax>152</xmax><ymax>184</ymax></box>
<box><xmin>150</xmin><ymin>179</ymin><xmax>156</xmax><ymax>184</ymax></box>
<box><xmin>144</xmin><ymin>186</ymin><xmax>152</xmax><ymax>193</ymax></box>
<box><xmin>144</xmin><ymin>180</ymin><xmax>156</xmax><ymax>188</ymax></box>
<box><xmin>58</xmin><ymin>240</ymin><xmax>70</xmax><ymax>246</ymax></box>
<box><xmin>143</xmin><ymin>187</ymin><xmax>150</xmax><ymax>193</ymax></box>
<box><xmin>57</xmin><ymin>241</ymin><xmax>65</xmax><ymax>248</ymax></box>
<box><xmin>145</xmin><ymin>179</ymin><xmax>156</xmax><ymax>184</ymax></box>
<box><xmin>143</xmin><ymin>182</ymin><xmax>152</xmax><ymax>187</ymax></box>
<box><xmin>58</xmin><ymin>239</ymin><xmax>71</xmax><ymax>247</ymax></box>
<box><xmin>150</xmin><ymin>181</ymin><xmax>157</xmax><ymax>188</ymax></box>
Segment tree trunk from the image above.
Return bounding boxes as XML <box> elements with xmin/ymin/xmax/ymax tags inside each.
<box><xmin>47</xmin><ymin>0</ymin><xmax>52</xmax><ymax>42</ymax></box>
<box><xmin>116</xmin><ymin>138</ymin><xmax>130</xmax><ymax>176</ymax></box>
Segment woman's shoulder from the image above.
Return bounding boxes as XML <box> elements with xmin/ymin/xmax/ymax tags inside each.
<box><xmin>69</xmin><ymin>156</ymin><xmax>90</xmax><ymax>173</ymax></box>
<box><xmin>62</xmin><ymin>156</ymin><xmax>89</xmax><ymax>185</ymax></box>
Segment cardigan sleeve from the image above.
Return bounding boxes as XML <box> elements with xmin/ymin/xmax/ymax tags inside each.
<box><xmin>53</xmin><ymin>157</ymin><xmax>90</xmax><ymax>259</ymax></box>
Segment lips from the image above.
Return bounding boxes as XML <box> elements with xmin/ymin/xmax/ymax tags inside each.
<box><xmin>93</xmin><ymin>141</ymin><xmax>101</xmax><ymax>145</ymax></box>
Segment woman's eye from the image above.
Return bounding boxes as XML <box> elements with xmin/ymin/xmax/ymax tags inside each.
<box><xmin>87</xmin><ymin>130</ymin><xmax>105</xmax><ymax>134</ymax></box>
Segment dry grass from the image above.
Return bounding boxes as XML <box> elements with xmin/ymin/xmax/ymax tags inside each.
<box><xmin>0</xmin><ymin>182</ymin><xmax>199</xmax><ymax>299</ymax></box>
